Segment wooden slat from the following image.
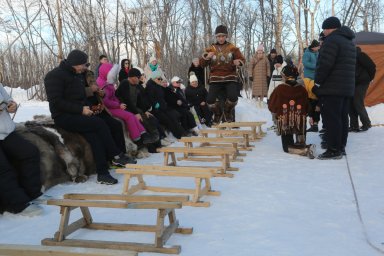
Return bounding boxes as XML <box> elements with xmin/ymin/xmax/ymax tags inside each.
<box><xmin>199</xmin><ymin>129</ymin><xmax>254</xmax><ymax>135</ymax></box>
<box><xmin>0</xmin><ymin>244</ymin><xmax>136</xmax><ymax>256</ymax></box>
<box><xmin>41</xmin><ymin>238</ymin><xmax>181</xmax><ymax>254</ymax></box>
<box><xmin>48</xmin><ymin>200</ymin><xmax>128</xmax><ymax>209</ymax></box>
<box><xmin>117</xmin><ymin>169</ymin><xmax>213</xmax><ymax>178</ymax></box>
<box><xmin>157</xmin><ymin>146</ymin><xmax>236</xmax><ymax>154</ymax></box>
<box><xmin>64</xmin><ymin>193</ymin><xmax>189</xmax><ymax>203</ymax></box>
<box><xmin>178</xmin><ymin>137</ymin><xmax>245</xmax><ymax>143</ymax></box>
<box><xmin>120</xmin><ymin>164</ymin><xmax>220</xmax><ymax>172</ymax></box>
<box><xmin>213</xmin><ymin>121</ymin><xmax>266</xmax><ymax>127</ymax></box>
<box><xmin>87</xmin><ymin>222</ymin><xmax>159</xmax><ymax>232</ymax></box>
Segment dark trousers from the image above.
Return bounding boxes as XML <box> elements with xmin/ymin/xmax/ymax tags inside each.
<box><xmin>176</xmin><ymin>107</ymin><xmax>197</xmax><ymax>131</ymax></box>
<box><xmin>207</xmin><ymin>81</ymin><xmax>239</xmax><ymax>104</ymax></box>
<box><xmin>0</xmin><ymin>132</ymin><xmax>42</xmax><ymax>213</ymax></box>
<box><xmin>308</xmin><ymin>98</ymin><xmax>321</xmax><ymax>123</ymax></box>
<box><xmin>151</xmin><ymin>109</ymin><xmax>185</xmax><ymax>139</ymax></box>
<box><xmin>281</xmin><ymin>134</ymin><xmax>294</xmax><ymax>153</ymax></box>
<box><xmin>54</xmin><ymin>114</ymin><xmax>121</xmax><ymax>175</ymax></box>
<box><xmin>320</xmin><ymin>96</ymin><xmax>350</xmax><ymax>151</ymax></box>
<box><xmin>97</xmin><ymin>111</ymin><xmax>126</xmax><ymax>153</ymax></box>
<box><xmin>349</xmin><ymin>83</ymin><xmax>371</xmax><ymax>128</ymax></box>
<box><xmin>193</xmin><ymin>104</ymin><xmax>213</xmax><ymax>126</ymax></box>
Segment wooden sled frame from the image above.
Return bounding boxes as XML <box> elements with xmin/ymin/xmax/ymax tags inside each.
<box><xmin>198</xmin><ymin>129</ymin><xmax>255</xmax><ymax>148</ymax></box>
<box><xmin>41</xmin><ymin>194</ymin><xmax>193</xmax><ymax>254</ymax></box>
<box><xmin>116</xmin><ymin>164</ymin><xmax>221</xmax><ymax>207</ymax></box>
<box><xmin>213</xmin><ymin>121</ymin><xmax>267</xmax><ymax>140</ymax></box>
<box><xmin>157</xmin><ymin>146</ymin><xmax>239</xmax><ymax>176</ymax></box>
<box><xmin>0</xmin><ymin>243</ymin><xmax>137</xmax><ymax>256</ymax></box>
<box><xmin>178</xmin><ymin>137</ymin><xmax>249</xmax><ymax>159</ymax></box>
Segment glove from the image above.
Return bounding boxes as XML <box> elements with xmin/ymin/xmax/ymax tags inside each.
<box><xmin>249</xmin><ymin>76</ymin><xmax>253</xmax><ymax>82</ymax></box>
<box><xmin>312</xmin><ymin>84</ymin><xmax>319</xmax><ymax>96</ymax></box>
<box><xmin>154</xmin><ymin>102</ymin><xmax>160</xmax><ymax>109</ymax></box>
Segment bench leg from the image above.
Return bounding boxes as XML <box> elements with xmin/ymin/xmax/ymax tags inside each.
<box><xmin>55</xmin><ymin>206</ymin><xmax>71</xmax><ymax>242</ymax></box>
<box><xmin>193</xmin><ymin>178</ymin><xmax>202</xmax><ymax>203</ymax></box>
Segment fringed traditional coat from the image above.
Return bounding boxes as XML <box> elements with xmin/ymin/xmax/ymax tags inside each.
<box><xmin>268</xmin><ymin>82</ymin><xmax>308</xmax><ymax>135</ymax></box>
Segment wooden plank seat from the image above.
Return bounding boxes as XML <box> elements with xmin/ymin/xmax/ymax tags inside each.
<box><xmin>157</xmin><ymin>147</ymin><xmax>239</xmax><ymax>175</ymax></box>
<box><xmin>116</xmin><ymin>164</ymin><xmax>221</xmax><ymax>207</ymax></box>
<box><xmin>199</xmin><ymin>129</ymin><xmax>256</xmax><ymax>148</ymax></box>
<box><xmin>213</xmin><ymin>121</ymin><xmax>267</xmax><ymax>140</ymax></box>
<box><xmin>0</xmin><ymin>244</ymin><xmax>137</xmax><ymax>256</ymax></box>
<box><xmin>41</xmin><ymin>194</ymin><xmax>193</xmax><ymax>254</ymax></box>
<box><xmin>178</xmin><ymin>137</ymin><xmax>249</xmax><ymax>159</ymax></box>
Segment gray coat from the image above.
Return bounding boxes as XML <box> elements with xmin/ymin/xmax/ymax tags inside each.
<box><xmin>0</xmin><ymin>84</ymin><xmax>16</xmax><ymax>140</ymax></box>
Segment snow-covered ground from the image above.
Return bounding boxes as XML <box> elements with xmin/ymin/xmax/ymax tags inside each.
<box><xmin>1</xmin><ymin>87</ymin><xmax>384</xmax><ymax>256</ymax></box>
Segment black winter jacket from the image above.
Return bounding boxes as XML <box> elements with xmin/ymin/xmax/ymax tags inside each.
<box><xmin>185</xmin><ymin>85</ymin><xmax>208</xmax><ymax>107</ymax></box>
<box><xmin>314</xmin><ymin>26</ymin><xmax>356</xmax><ymax>97</ymax></box>
<box><xmin>116</xmin><ymin>80</ymin><xmax>151</xmax><ymax>114</ymax></box>
<box><xmin>164</xmin><ymin>85</ymin><xmax>189</xmax><ymax>110</ymax></box>
<box><xmin>44</xmin><ymin>61</ymin><xmax>87</xmax><ymax>118</ymax></box>
<box><xmin>355</xmin><ymin>47</ymin><xmax>376</xmax><ymax>85</ymax></box>
<box><xmin>145</xmin><ymin>79</ymin><xmax>169</xmax><ymax>111</ymax></box>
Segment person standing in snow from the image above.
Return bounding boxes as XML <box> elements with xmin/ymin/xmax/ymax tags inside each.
<box><xmin>349</xmin><ymin>46</ymin><xmax>376</xmax><ymax>132</ymax></box>
<box><xmin>248</xmin><ymin>44</ymin><xmax>270</xmax><ymax>107</ymax></box>
<box><xmin>313</xmin><ymin>17</ymin><xmax>356</xmax><ymax>159</ymax></box>
<box><xmin>199</xmin><ymin>25</ymin><xmax>245</xmax><ymax>123</ymax></box>
<box><xmin>0</xmin><ymin>84</ymin><xmax>44</xmax><ymax>216</ymax></box>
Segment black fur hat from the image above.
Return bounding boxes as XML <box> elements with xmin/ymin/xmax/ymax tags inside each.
<box><xmin>322</xmin><ymin>16</ymin><xmax>341</xmax><ymax>29</ymax></box>
<box><xmin>127</xmin><ymin>68</ymin><xmax>142</xmax><ymax>78</ymax></box>
<box><xmin>215</xmin><ymin>25</ymin><xmax>228</xmax><ymax>35</ymax></box>
<box><xmin>275</xmin><ymin>55</ymin><xmax>284</xmax><ymax>64</ymax></box>
<box><xmin>282</xmin><ymin>64</ymin><xmax>299</xmax><ymax>79</ymax></box>
<box><xmin>309</xmin><ymin>40</ymin><xmax>320</xmax><ymax>49</ymax></box>
<box><xmin>67</xmin><ymin>50</ymin><xmax>88</xmax><ymax>66</ymax></box>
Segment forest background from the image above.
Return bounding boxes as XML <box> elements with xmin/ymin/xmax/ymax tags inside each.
<box><xmin>0</xmin><ymin>0</ymin><xmax>382</xmax><ymax>100</ymax></box>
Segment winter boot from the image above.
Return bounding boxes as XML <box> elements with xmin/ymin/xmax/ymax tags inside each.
<box><xmin>223</xmin><ymin>99</ymin><xmax>237</xmax><ymax>122</ymax></box>
<box><xmin>209</xmin><ymin>101</ymin><xmax>223</xmax><ymax>125</ymax></box>
<box><xmin>317</xmin><ymin>149</ymin><xmax>343</xmax><ymax>160</ymax></box>
<box><xmin>306</xmin><ymin>124</ymin><xmax>318</xmax><ymax>132</ymax></box>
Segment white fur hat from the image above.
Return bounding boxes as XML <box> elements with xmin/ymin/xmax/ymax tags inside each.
<box><xmin>149</xmin><ymin>56</ymin><xmax>157</xmax><ymax>63</ymax></box>
<box><xmin>189</xmin><ymin>74</ymin><xmax>198</xmax><ymax>83</ymax></box>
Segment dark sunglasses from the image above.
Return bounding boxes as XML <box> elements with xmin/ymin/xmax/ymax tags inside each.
<box><xmin>124</xmin><ymin>62</ymin><xmax>129</xmax><ymax>65</ymax></box>
<box><xmin>156</xmin><ymin>78</ymin><xmax>163</xmax><ymax>81</ymax></box>
<box><xmin>176</xmin><ymin>81</ymin><xmax>182</xmax><ymax>83</ymax></box>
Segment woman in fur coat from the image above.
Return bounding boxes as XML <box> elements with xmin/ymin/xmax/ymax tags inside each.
<box><xmin>248</xmin><ymin>44</ymin><xmax>271</xmax><ymax>106</ymax></box>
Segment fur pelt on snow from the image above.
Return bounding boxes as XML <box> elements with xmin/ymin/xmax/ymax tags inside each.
<box><xmin>15</xmin><ymin>115</ymin><xmax>149</xmax><ymax>190</ymax></box>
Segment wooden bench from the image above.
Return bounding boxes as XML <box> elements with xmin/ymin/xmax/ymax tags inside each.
<box><xmin>178</xmin><ymin>137</ymin><xmax>249</xmax><ymax>159</ymax></box>
<box><xmin>213</xmin><ymin>121</ymin><xmax>267</xmax><ymax>140</ymax></box>
<box><xmin>199</xmin><ymin>129</ymin><xmax>255</xmax><ymax>148</ymax></box>
<box><xmin>116</xmin><ymin>164</ymin><xmax>221</xmax><ymax>207</ymax></box>
<box><xmin>41</xmin><ymin>194</ymin><xmax>193</xmax><ymax>254</ymax></box>
<box><xmin>0</xmin><ymin>244</ymin><xmax>137</xmax><ymax>256</ymax></box>
<box><xmin>157</xmin><ymin>146</ymin><xmax>239</xmax><ymax>175</ymax></box>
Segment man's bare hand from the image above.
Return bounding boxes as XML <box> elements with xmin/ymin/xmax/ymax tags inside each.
<box><xmin>120</xmin><ymin>103</ymin><xmax>127</xmax><ymax>110</ymax></box>
<box><xmin>135</xmin><ymin>113</ymin><xmax>142</xmax><ymax>121</ymax></box>
<box><xmin>82</xmin><ymin>106</ymin><xmax>93</xmax><ymax>116</ymax></box>
<box><xmin>7</xmin><ymin>101</ymin><xmax>17</xmax><ymax>113</ymax></box>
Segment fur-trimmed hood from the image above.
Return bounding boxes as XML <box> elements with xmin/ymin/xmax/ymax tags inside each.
<box><xmin>96</xmin><ymin>63</ymin><xmax>120</xmax><ymax>88</ymax></box>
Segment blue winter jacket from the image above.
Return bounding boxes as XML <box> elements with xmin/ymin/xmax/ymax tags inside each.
<box><xmin>302</xmin><ymin>48</ymin><xmax>318</xmax><ymax>80</ymax></box>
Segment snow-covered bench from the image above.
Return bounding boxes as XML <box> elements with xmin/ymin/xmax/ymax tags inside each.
<box><xmin>41</xmin><ymin>194</ymin><xmax>192</xmax><ymax>254</ymax></box>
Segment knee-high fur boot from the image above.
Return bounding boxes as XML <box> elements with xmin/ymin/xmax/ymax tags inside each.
<box><xmin>224</xmin><ymin>99</ymin><xmax>238</xmax><ymax>122</ymax></box>
<box><xmin>209</xmin><ymin>101</ymin><xmax>223</xmax><ymax>125</ymax></box>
